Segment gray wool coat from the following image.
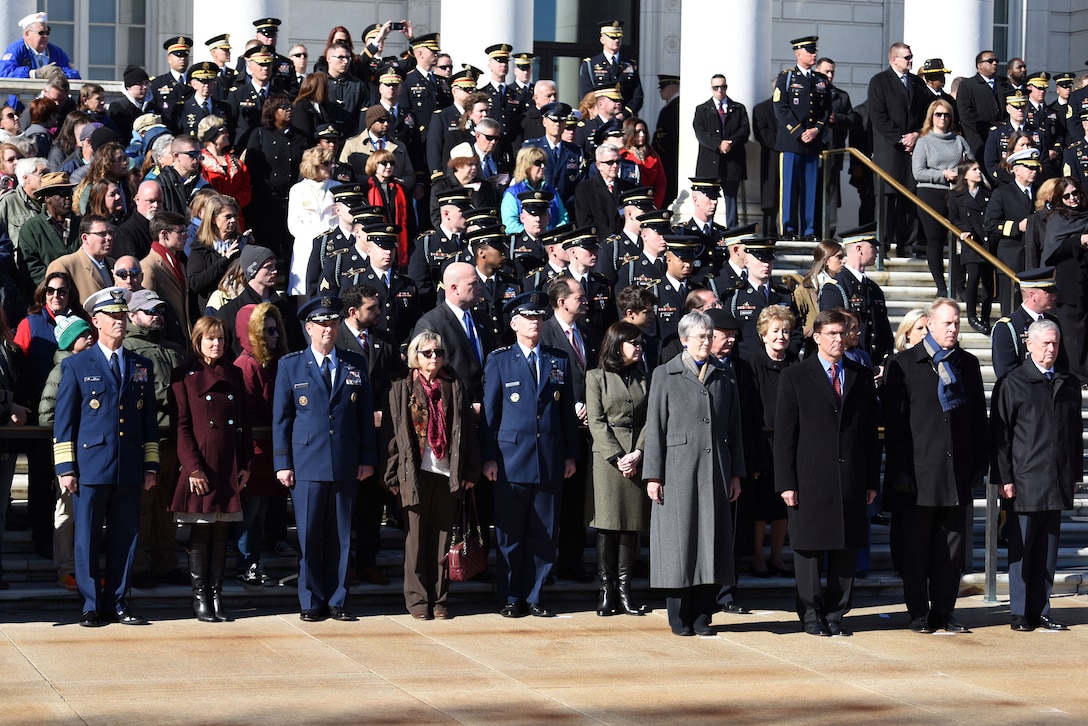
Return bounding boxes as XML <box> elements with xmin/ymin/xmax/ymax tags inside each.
<box><xmin>642</xmin><ymin>354</ymin><xmax>745</xmax><ymax>589</ymax></box>
<box><xmin>585</xmin><ymin>367</ymin><xmax>650</xmax><ymax>532</ymax></box>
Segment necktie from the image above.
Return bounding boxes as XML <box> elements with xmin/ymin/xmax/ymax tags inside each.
<box><xmin>527</xmin><ymin>350</ymin><xmax>538</xmax><ymax>383</ymax></box>
<box><xmin>486</xmin><ymin>277</ymin><xmax>496</xmax><ymax>299</ymax></box>
<box><xmin>1025</xmin><ymin>187</ymin><xmax>1032</xmax><ymax>201</ymax></box>
<box><xmin>110</xmin><ymin>352</ymin><xmax>121</xmax><ymax>385</ymax></box>
<box><xmin>829</xmin><ymin>362</ymin><xmax>842</xmax><ymax>401</ymax></box>
<box><xmin>377</xmin><ymin>138</ymin><xmax>385</xmax><ymax>150</ymax></box>
<box><xmin>464</xmin><ymin>311</ymin><xmax>482</xmax><ymax>363</ymax></box>
<box><xmin>654</xmin><ymin>258</ymin><xmax>664</xmax><ymax>275</ymax></box>
<box><xmin>901</xmin><ymin>74</ymin><xmax>909</xmax><ymax>91</ymax></box>
<box><xmin>483</xmin><ymin>155</ymin><xmax>495</xmax><ymax>178</ymax></box>
<box><xmin>384</xmin><ymin>271</ymin><xmax>391</xmax><ymax>288</ymax></box>
<box><xmin>205</xmin><ymin>101</ymin><xmax>211</xmax><ymax>115</ymax></box>
<box><xmin>566</xmin><ymin>327</ymin><xmax>585</xmax><ymax>367</ymax></box>
<box><xmin>321</xmin><ymin>358</ymin><xmax>332</xmax><ymax>390</ymax></box>
<box><xmin>498</xmin><ymin>83</ymin><xmax>505</xmax><ymax>96</ymax></box>
<box><xmin>98</xmin><ymin>263</ymin><xmax>112</xmax><ymax>288</ymax></box>
<box><xmin>704</xmin><ymin>223</ymin><xmax>711</xmax><ymax>237</ymax></box>
<box><xmin>258</xmin><ymin>87</ymin><xmax>266</xmax><ymax>102</ymax></box>
<box><xmin>1045</xmin><ymin>370</ymin><xmax>1055</xmax><ymax>382</ymax></box>
<box><xmin>679</xmin><ymin>282</ymin><xmax>687</xmax><ymax>299</ymax></box>
<box><xmin>359</xmin><ymin>330</ymin><xmax>369</xmax><ymax>357</ymax></box>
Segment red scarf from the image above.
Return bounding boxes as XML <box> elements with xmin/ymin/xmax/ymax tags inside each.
<box><xmin>367</xmin><ymin>179</ymin><xmax>409</xmax><ymax>268</ymax></box>
<box><xmin>151</xmin><ymin>241</ymin><xmax>185</xmax><ymax>288</ymax></box>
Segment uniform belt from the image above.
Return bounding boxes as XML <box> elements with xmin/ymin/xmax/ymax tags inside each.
<box><xmin>607</xmin><ymin>421</ymin><xmax>633</xmax><ymax>429</ymax></box>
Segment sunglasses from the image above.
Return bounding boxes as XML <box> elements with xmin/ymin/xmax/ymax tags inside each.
<box><xmin>436</xmin><ymin>64</ymin><xmax>453</xmax><ymax>71</ymax></box>
<box><xmin>981</xmin><ymin>58</ymin><xmax>999</xmax><ymax>64</ymax></box>
<box><xmin>933</xmin><ymin>112</ymin><xmax>951</xmax><ymax>118</ymax></box>
<box><xmin>478</xmin><ymin>132</ymin><xmax>499</xmax><ymax>142</ymax></box>
<box><xmin>599</xmin><ymin>159</ymin><xmax>620</xmax><ymax>166</ymax></box>
<box><xmin>711</xmin><ymin>85</ymin><xmax>726</xmax><ymax>91</ymax></box>
<box><xmin>291</xmin><ymin>52</ymin><xmax>307</xmax><ymax>58</ymax></box>
<box><xmin>265</xmin><ymin>327</ymin><xmax>280</xmax><ymax>335</ymax></box>
<box><xmin>377</xmin><ymin>159</ymin><xmax>394</xmax><ymax>166</ymax></box>
<box><xmin>532</xmin><ymin>160</ymin><xmax>547</xmax><ymax>167</ymax></box>
<box><xmin>176</xmin><ymin>150</ymin><xmax>201</xmax><ymax>159</ymax></box>
<box><xmin>32</xmin><ymin>28</ymin><xmax>51</xmax><ymax>36</ymax></box>
<box><xmin>45</xmin><ymin>287</ymin><xmax>69</xmax><ymax>296</ymax></box>
<box><xmin>1063</xmin><ymin>191</ymin><xmax>1081</xmax><ymax>200</ymax></box>
<box><xmin>1</xmin><ymin>113</ymin><xmax>17</xmax><ymax>120</ymax></box>
<box><xmin>276</xmin><ymin>104</ymin><xmax>293</xmax><ymax>110</ymax></box>
<box><xmin>625</xmin><ymin>339</ymin><xmax>644</xmax><ymax>348</ymax></box>
<box><xmin>139</xmin><ymin>307</ymin><xmax>165</xmax><ymax>315</ymax></box>
<box><xmin>114</xmin><ymin>269</ymin><xmax>142</xmax><ymax>280</ymax></box>
<box><xmin>329</xmin><ymin>55</ymin><xmax>351</xmax><ymax>61</ymax></box>
<box><xmin>900</xmin><ymin>55</ymin><xmax>914</xmax><ymax>61</ymax></box>
<box><xmin>418</xmin><ymin>349</ymin><xmax>445</xmax><ymax>358</ymax></box>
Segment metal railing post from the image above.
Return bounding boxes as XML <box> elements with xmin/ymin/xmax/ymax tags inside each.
<box><xmin>984</xmin><ymin>484</ymin><xmax>999</xmax><ymax>603</ymax></box>
<box><xmin>821</xmin><ymin>157</ymin><xmax>831</xmax><ymax>241</ymax></box>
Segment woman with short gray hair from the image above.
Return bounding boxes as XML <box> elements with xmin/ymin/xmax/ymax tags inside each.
<box><xmin>643</xmin><ymin>311</ymin><xmax>746</xmax><ymax>636</ymax></box>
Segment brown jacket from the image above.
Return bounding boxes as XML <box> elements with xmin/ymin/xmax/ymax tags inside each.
<box><xmin>45</xmin><ymin>249</ymin><xmax>114</xmax><ymax>302</ymax></box>
<box><xmin>383</xmin><ymin>369</ymin><xmax>481</xmax><ymax>507</ymax></box>
<box><xmin>141</xmin><ymin>247</ymin><xmax>190</xmax><ymax>335</ymax></box>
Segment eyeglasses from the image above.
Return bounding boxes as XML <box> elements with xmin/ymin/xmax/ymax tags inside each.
<box><xmin>139</xmin><ymin>308</ymin><xmax>165</xmax><ymax>316</ymax></box>
<box><xmin>599</xmin><ymin>159</ymin><xmax>620</xmax><ymax>166</ymax></box>
<box><xmin>377</xmin><ymin>159</ymin><xmax>394</xmax><ymax>166</ymax></box>
<box><xmin>170</xmin><ymin>52</ymin><xmax>190</xmax><ymax>58</ymax></box>
<box><xmin>1063</xmin><ymin>191</ymin><xmax>1081</xmax><ymax>200</ymax></box>
<box><xmin>478</xmin><ymin>132</ymin><xmax>499</xmax><ymax>142</ymax></box>
<box><xmin>176</xmin><ymin>150</ymin><xmax>201</xmax><ymax>159</ymax></box>
<box><xmin>329</xmin><ymin>55</ymin><xmax>351</xmax><ymax>61</ymax></box>
<box><xmin>45</xmin><ymin>286</ymin><xmax>69</xmax><ymax>296</ymax></box>
<box><xmin>1</xmin><ymin>113</ymin><xmax>16</xmax><ymax>120</ymax></box>
<box><xmin>418</xmin><ymin>349</ymin><xmax>445</xmax><ymax>358</ymax></box>
<box><xmin>168</xmin><ymin>227</ymin><xmax>187</xmax><ymax>235</ymax></box>
<box><xmin>532</xmin><ymin>160</ymin><xmax>547</xmax><ymax>167</ymax></box>
<box><xmin>933</xmin><ymin>112</ymin><xmax>951</xmax><ymax>118</ymax></box>
<box><xmin>711</xmin><ymin>85</ymin><xmax>726</xmax><ymax>91</ymax></box>
<box><xmin>899</xmin><ymin>54</ymin><xmax>914</xmax><ymax>61</ymax></box>
<box><xmin>86</xmin><ymin>230</ymin><xmax>113</xmax><ymax>238</ymax></box>
<box><xmin>436</xmin><ymin>64</ymin><xmax>453</xmax><ymax>71</ymax></box>
<box><xmin>817</xmin><ymin>330</ymin><xmax>846</xmax><ymax>338</ymax></box>
<box><xmin>276</xmin><ymin>104</ymin><xmax>293</xmax><ymax>110</ymax></box>
<box><xmin>981</xmin><ymin>58</ymin><xmax>999</xmax><ymax>64</ymax></box>
<box><xmin>31</xmin><ymin>28</ymin><xmax>51</xmax><ymax>36</ymax></box>
<box><xmin>114</xmin><ymin>268</ymin><xmax>142</xmax><ymax>280</ymax></box>
<box><xmin>265</xmin><ymin>327</ymin><xmax>280</xmax><ymax>336</ymax></box>
<box><xmin>290</xmin><ymin>52</ymin><xmax>308</xmax><ymax>58</ymax></box>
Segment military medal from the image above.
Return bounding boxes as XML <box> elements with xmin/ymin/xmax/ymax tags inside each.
<box><xmin>351</xmin><ymin>392</ymin><xmax>358</xmax><ymax>403</ymax></box>
<box><xmin>137</xmin><ymin>399</ymin><xmax>144</xmax><ymax>410</ymax></box>
<box><xmin>298</xmin><ymin>396</ymin><xmax>308</xmax><ymax>406</ymax></box>
<box><xmin>554</xmin><ymin>391</ymin><xmax>561</xmax><ymax>401</ymax></box>
<box><xmin>510</xmin><ymin>392</ymin><xmax>520</xmax><ymax>402</ymax></box>
<box><xmin>89</xmin><ymin>399</ymin><xmax>100</xmax><ymax>410</ymax></box>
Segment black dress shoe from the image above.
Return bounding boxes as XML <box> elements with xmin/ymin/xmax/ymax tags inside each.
<box><xmin>78</xmin><ymin>611</ymin><xmax>103</xmax><ymax>627</ymax></box>
<box><xmin>968</xmin><ymin>317</ymin><xmax>991</xmax><ymax>336</ymax></box>
<box><xmin>672</xmin><ymin>626</ymin><xmax>696</xmax><ymax>636</ymax></box>
<box><xmin>328</xmin><ymin>607</ymin><xmax>357</xmax><ymax>622</ymax></box>
<box><xmin>529</xmin><ymin>603</ymin><xmax>556</xmax><ymax>617</ymax></box>
<box><xmin>720</xmin><ymin>602</ymin><xmax>750</xmax><ymax>615</ymax></box>
<box><xmin>299</xmin><ymin>610</ymin><xmax>325</xmax><ymax>622</ymax></box>
<box><xmin>500</xmin><ymin>603</ymin><xmax>524</xmax><ymax>618</ymax></box>
<box><xmin>804</xmin><ymin>620</ymin><xmax>830</xmax><ymax>636</ymax></box>
<box><xmin>1035</xmin><ymin>616</ymin><xmax>1069</xmax><ymax>631</ymax></box>
<box><xmin>826</xmin><ymin>621</ymin><xmax>852</xmax><ymax>637</ymax></box>
<box><xmin>114</xmin><ymin>606</ymin><xmax>148</xmax><ymax>625</ymax></box>
<box><xmin>770</xmin><ymin>564</ymin><xmax>795</xmax><ymax>578</ymax></box>
<box><xmin>908</xmin><ymin>616</ymin><xmax>934</xmax><ymax>634</ymax></box>
<box><xmin>870</xmin><ymin>513</ymin><xmax>891</xmax><ymax>526</ymax></box>
<box><xmin>942</xmin><ymin>615</ymin><xmax>970</xmax><ymax>633</ymax></box>
<box><xmin>1010</xmin><ymin>616</ymin><xmax>1034</xmax><ymax>632</ymax></box>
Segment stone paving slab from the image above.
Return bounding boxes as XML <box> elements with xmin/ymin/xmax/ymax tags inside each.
<box><xmin>1</xmin><ymin>595</ymin><xmax>1086</xmax><ymax>725</ymax></box>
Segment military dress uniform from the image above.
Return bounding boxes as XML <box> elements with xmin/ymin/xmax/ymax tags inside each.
<box><xmin>682</xmin><ymin>217</ymin><xmax>730</xmax><ymax>277</ymax></box>
<box><xmin>470</xmin><ymin>269</ymin><xmax>522</xmax><ymax>347</ymax></box>
<box><xmin>614</xmin><ymin>252</ymin><xmax>664</xmax><ymax>294</ymax></box>
<box><xmin>773</xmin><ymin>37</ymin><xmax>832</xmax><ymax>238</ymax></box>
<box><xmin>272</xmin><ymin>297</ymin><xmax>376</xmax><ymax>619</ymax></box>
<box><xmin>524</xmin><ymin>262</ymin><xmax>568</xmax><ymax>292</ymax></box>
<box><xmin>53</xmin><ymin>289</ymin><xmax>160</xmax><ymax>624</ymax></box>
<box><xmin>577</xmin><ymin>22</ymin><xmax>643</xmax><ymax>114</ymax></box>
<box><xmin>480</xmin><ymin>293</ymin><xmax>581</xmax><ymax>613</ymax></box>
<box><xmin>984</xmin><ymin>121</ymin><xmax>1048</xmax><ymax>182</ymax></box>
<box><xmin>337</xmin><ymin>227</ymin><xmax>422</xmax><ymax>345</ymax></box>
<box><xmin>1062</xmin><ymin>112</ymin><xmax>1088</xmax><ymax>184</ymax></box>
<box><xmin>992</xmin><ymin>301</ymin><xmax>1067</xmax><ymax>380</ymax></box>
<box><xmin>594</xmin><ymin>231</ymin><xmax>642</xmax><ymax>285</ymax></box>
<box><xmin>319</xmin><ymin>240</ymin><xmax>365</xmax><ymax>294</ymax></box>
<box><xmin>649</xmin><ymin>275</ymin><xmax>698</xmax><ymax>350</ymax></box>
<box><xmin>227</xmin><ymin>79</ymin><xmax>266</xmax><ymax>149</ymax></box>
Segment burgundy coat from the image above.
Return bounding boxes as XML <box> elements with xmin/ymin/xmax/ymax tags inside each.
<box><xmin>169</xmin><ymin>358</ymin><xmax>253</xmax><ymax>514</ymax></box>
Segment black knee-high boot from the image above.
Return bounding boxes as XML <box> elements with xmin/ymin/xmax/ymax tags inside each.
<box><xmin>596</xmin><ymin>531</ymin><xmax>618</xmax><ymax>616</ymax></box>
<box><xmin>188</xmin><ymin>524</ymin><xmax>216</xmax><ymax>622</ymax></box>
<box><xmin>209</xmin><ymin>522</ymin><xmax>231</xmax><ymax>622</ymax></box>
<box><xmin>617</xmin><ymin>532</ymin><xmax>645</xmax><ymax>616</ymax></box>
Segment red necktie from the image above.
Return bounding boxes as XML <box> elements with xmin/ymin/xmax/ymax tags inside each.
<box><xmin>829</xmin><ymin>362</ymin><xmax>842</xmax><ymax>401</ymax></box>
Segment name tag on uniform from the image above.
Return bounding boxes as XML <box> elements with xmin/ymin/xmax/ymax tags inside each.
<box><xmin>83</xmin><ymin>376</ymin><xmax>102</xmax><ymax>382</ymax></box>
<box><xmin>294</xmin><ymin>382</ymin><xmax>310</xmax><ymax>389</ymax></box>
<box><xmin>505</xmin><ymin>381</ymin><xmax>521</xmax><ymax>387</ymax></box>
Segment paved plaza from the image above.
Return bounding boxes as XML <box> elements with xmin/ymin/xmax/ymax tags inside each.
<box><xmin>2</xmin><ymin>594</ymin><xmax>1086</xmax><ymax>725</ymax></box>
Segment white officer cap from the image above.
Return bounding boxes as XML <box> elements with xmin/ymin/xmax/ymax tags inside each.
<box><xmin>20</xmin><ymin>12</ymin><xmax>47</xmax><ymax>29</ymax></box>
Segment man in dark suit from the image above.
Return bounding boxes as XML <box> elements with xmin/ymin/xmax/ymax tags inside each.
<box><xmin>775</xmin><ymin>309</ymin><xmax>879</xmax><ymax>636</ymax></box>
<box><xmin>814</xmin><ymin>58</ymin><xmax>855</xmax><ymax>236</ymax></box>
<box><xmin>481</xmin><ymin>292</ymin><xmax>580</xmax><ymax>617</ymax></box>
<box><xmin>337</xmin><ymin>284</ymin><xmax>404</xmax><ymax>587</ymax></box>
<box><xmin>984</xmin><ymin>148</ymin><xmax>1039</xmax><ymax>315</ymax></box>
<box><xmin>574</xmin><ymin>143</ymin><xmax>634</xmax><ymax>240</ymax></box>
<box><xmin>990</xmin><ymin>319</ymin><xmax>1081</xmax><ymax>632</ymax></box>
<box><xmin>53</xmin><ymin>287</ymin><xmax>160</xmax><ymax>627</ymax></box>
<box><xmin>411</xmin><ymin>261</ymin><xmax>490</xmax><ymax>405</ymax></box>
<box><xmin>693</xmin><ymin>74</ymin><xmax>749</xmax><ymax>229</ymax></box>
<box><xmin>578</xmin><ymin>20</ymin><xmax>643</xmax><ymax>114</ymax></box>
<box><xmin>751</xmin><ymin>91</ymin><xmax>780</xmax><ymax>235</ymax></box>
<box><xmin>867</xmin><ymin>42</ymin><xmax>930</xmax><ymax>257</ymax></box>
<box><xmin>884</xmin><ymin>298</ymin><xmax>989</xmax><ymax>634</ymax></box>
<box><xmin>819</xmin><ymin>224</ymin><xmax>893</xmax><ymax>367</ymax></box>
<box><xmin>273</xmin><ymin>296</ymin><xmax>377</xmax><ymax>622</ymax></box>
<box><xmin>955</xmin><ymin>50</ymin><xmax>1009</xmax><ymax>162</ymax></box>
<box><xmin>773</xmin><ymin>36</ymin><xmax>831</xmax><ymax>239</ymax></box>
<box><xmin>540</xmin><ymin>277</ymin><xmax>600</xmax><ymax>583</ymax></box>
<box><xmin>991</xmin><ymin>267</ymin><xmax>1065</xmax><ymax>379</ymax></box>
<box><xmin>652</xmin><ymin>74</ymin><xmax>680</xmax><ymax>205</ymax></box>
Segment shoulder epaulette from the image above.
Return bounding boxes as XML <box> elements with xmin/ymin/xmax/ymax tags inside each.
<box><xmin>493</xmin><ymin>344</ymin><xmax>514</xmax><ymax>353</ymax></box>
<box><xmin>526</xmin><ymin>266</ymin><xmax>545</xmax><ymax>277</ymax></box>
<box><xmin>416</xmin><ymin>229</ymin><xmax>437</xmax><ymax>240</ymax></box>
<box><xmin>282</xmin><ymin>350</ymin><xmax>306</xmax><ymax>361</ymax></box>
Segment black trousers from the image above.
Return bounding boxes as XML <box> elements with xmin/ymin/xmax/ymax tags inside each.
<box><xmin>901</xmin><ymin>503</ymin><xmax>966</xmax><ymax>619</ymax></box>
<box><xmin>882</xmin><ymin>190</ymin><xmax>919</xmax><ymax>254</ymax></box>
<box><xmin>666</xmin><ymin>584</ymin><xmax>718</xmax><ymax>632</ymax></box>
<box><xmin>556</xmin><ymin>433</ymin><xmax>590</xmax><ymax>575</ymax></box>
<box><xmin>794</xmin><ymin>547</ymin><xmax>856</xmax><ymax>625</ymax></box>
<box><xmin>1005</xmin><ymin>510</ymin><xmax>1060</xmax><ymax>620</ymax></box>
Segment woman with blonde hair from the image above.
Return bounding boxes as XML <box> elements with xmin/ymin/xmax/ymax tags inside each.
<box><xmin>287</xmin><ymin>145</ymin><xmax>335</xmax><ymax>293</ymax></box>
<box><xmin>188</xmin><ymin>195</ymin><xmax>246</xmax><ymax>313</ymax></box>
<box><xmin>500</xmin><ymin>146</ymin><xmax>568</xmax><ymax>233</ymax></box>
<box><xmin>894</xmin><ymin>309</ymin><xmax>929</xmax><ymax>353</ymax></box>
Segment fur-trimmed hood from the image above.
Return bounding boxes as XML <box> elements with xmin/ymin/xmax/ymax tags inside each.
<box><xmin>236</xmin><ymin>302</ymin><xmax>287</xmax><ymax>367</ymax></box>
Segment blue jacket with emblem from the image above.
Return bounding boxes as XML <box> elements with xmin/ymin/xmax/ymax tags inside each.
<box><xmin>272</xmin><ymin>347</ymin><xmax>376</xmax><ymax>480</ymax></box>
<box><xmin>52</xmin><ymin>347</ymin><xmax>160</xmax><ymax>482</ymax></box>
<box><xmin>480</xmin><ymin>344</ymin><xmax>580</xmax><ymax>485</ymax></box>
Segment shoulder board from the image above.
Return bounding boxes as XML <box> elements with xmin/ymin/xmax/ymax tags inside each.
<box><xmin>587</xmin><ymin>270</ymin><xmax>608</xmax><ymax>283</ymax></box>
<box><xmin>282</xmin><ymin>350</ymin><xmax>306</xmax><ymax>361</ymax></box>
<box><xmin>498</xmin><ymin>271</ymin><xmax>519</xmax><ymax>283</ymax></box>
<box><xmin>605</xmin><ymin>233</ymin><xmax>622</xmax><ymax>242</ymax></box>
<box><xmin>995</xmin><ymin>316</ymin><xmax>1011</xmax><ymax>325</ymax></box>
<box><xmin>416</xmin><ymin>229</ymin><xmax>437</xmax><ymax>240</ymax></box>
<box><xmin>493</xmin><ymin>344</ymin><xmax>514</xmax><ymax>353</ymax></box>
<box><xmin>989</xmin><ymin>125</ymin><xmax>998</xmax><ymax>131</ymax></box>
<box><xmin>228</xmin><ymin>86</ymin><xmax>239</xmax><ymax>92</ymax></box>
<box><xmin>432</xmin><ymin>109</ymin><xmax>443</xmax><ymax>116</ymax></box>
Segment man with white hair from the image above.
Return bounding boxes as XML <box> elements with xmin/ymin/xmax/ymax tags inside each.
<box><xmin>0</xmin><ymin>157</ymin><xmax>47</xmax><ymax>247</ymax></box>
<box><xmin>0</xmin><ymin>12</ymin><xmax>80</xmax><ymax>79</ymax></box>
<box><xmin>574</xmin><ymin>143</ymin><xmax>634</xmax><ymax>240</ymax></box>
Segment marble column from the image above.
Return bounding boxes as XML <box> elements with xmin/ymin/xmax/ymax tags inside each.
<box><xmin>903</xmin><ymin>0</ymin><xmax>992</xmax><ymax>86</ymax></box>
<box><xmin>0</xmin><ymin>1</ymin><xmax>38</xmax><ymax>66</ymax></box>
<box><xmin>192</xmin><ymin>0</ymin><xmax>288</xmax><ymax>65</ymax></box>
<box><xmin>439</xmin><ymin>0</ymin><xmax>533</xmax><ymax>86</ymax></box>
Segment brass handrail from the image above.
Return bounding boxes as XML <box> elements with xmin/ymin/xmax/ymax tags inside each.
<box><xmin>820</xmin><ymin>147</ymin><xmax>1020</xmax><ymax>285</ymax></box>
